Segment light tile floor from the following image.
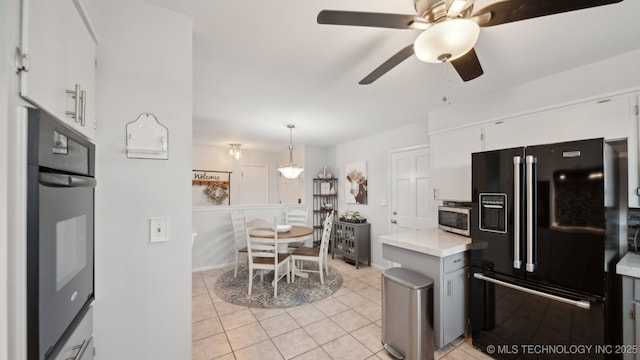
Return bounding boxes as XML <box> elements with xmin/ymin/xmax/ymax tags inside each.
<box><xmin>192</xmin><ymin>258</ymin><xmax>492</xmax><ymax>360</ymax></box>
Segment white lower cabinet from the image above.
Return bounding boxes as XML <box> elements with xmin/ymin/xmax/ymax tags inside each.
<box><xmin>54</xmin><ymin>306</ymin><xmax>94</xmax><ymax>360</ymax></box>
<box><xmin>621</xmin><ymin>275</ymin><xmax>640</xmax><ymax>360</ymax></box>
<box><xmin>440</xmin><ymin>251</ymin><xmax>468</xmax><ymax>347</ymax></box>
<box><xmin>442</xmin><ymin>266</ymin><xmax>467</xmax><ymax>345</ymax></box>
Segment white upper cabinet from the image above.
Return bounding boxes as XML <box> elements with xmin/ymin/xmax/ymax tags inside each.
<box><xmin>20</xmin><ymin>0</ymin><xmax>97</xmax><ymax>139</ymax></box>
<box><xmin>431</xmin><ymin>126</ymin><xmax>483</xmax><ymax>201</ymax></box>
<box><xmin>483</xmin><ymin>97</ymin><xmax>631</xmax><ymax>151</ymax></box>
<box><xmin>430</xmin><ymin>95</ymin><xmax>637</xmax><ymax>204</ymax></box>
<box><xmin>72</xmin><ymin>0</ymin><xmax>99</xmax><ymax>43</ymax></box>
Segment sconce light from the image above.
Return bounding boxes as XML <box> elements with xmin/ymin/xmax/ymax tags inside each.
<box><xmin>228</xmin><ymin>143</ymin><xmax>242</xmax><ymax>160</ymax></box>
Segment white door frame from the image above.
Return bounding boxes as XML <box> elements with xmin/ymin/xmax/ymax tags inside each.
<box><xmin>388</xmin><ymin>144</ymin><xmax>435</xmax><ymax>234</ymax></box>
<box><xmin>241</xmin><ymin>164</ymin><xmax>268</xmax><ymax>205</ymax></box>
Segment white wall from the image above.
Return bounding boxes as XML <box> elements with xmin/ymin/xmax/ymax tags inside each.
<box><xmin>335</xmin><ymin>121</ymin><xmax>429</xmax><ymax>268</ymax></box>
<box><xmin>192</xmin><ymin>144</ymin><xmax>281</xmax><ymax>204</ymax></box>
<box><xmin>192</xmin><ymin>205</ymin><xmax>306</xmax><ymax>270</ymax></box>
<box><xmin>95</xmin><ymin>1</ymin><xmax>193</xmax><ymax>359</ymax></box>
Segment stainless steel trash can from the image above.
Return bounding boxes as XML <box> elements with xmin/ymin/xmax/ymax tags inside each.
<box><xmin>382</xmin><ymin>268</ymin><xmax>434</xmax><ymax>360</ymax></box>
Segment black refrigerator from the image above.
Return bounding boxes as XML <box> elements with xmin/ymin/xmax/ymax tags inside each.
<box><xmin>469</xmin><ymin>138</ymin><xmax>621</xmax><ymax>359</ymax></box>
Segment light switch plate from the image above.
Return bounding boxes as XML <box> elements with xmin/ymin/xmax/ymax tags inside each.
<box><xmin>149</xmin><ymin>217</ymin><xmax>169</xmax><ymax>243</ymax></box>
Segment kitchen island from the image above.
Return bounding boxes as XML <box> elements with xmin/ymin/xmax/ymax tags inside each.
<box><xmin>380</xmin><ymin>228</ymin><xmax>471</xmax><ymax>349</ymax></box>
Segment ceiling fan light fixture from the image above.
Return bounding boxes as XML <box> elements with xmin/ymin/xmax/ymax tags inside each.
<box><xmin>413</xmin><ymin>19</ymin><xmax>480</xmax><ymax>64</ymax></box>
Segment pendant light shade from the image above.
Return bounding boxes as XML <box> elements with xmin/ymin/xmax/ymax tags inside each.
<box><xmin>413</xmin><ymin>19</ymin><xmax>480</xmax><ymax>63</ymax></box>
<box><xmin>278</xmin><ymin>124</ymin><xmax>304</xmax><ymax>179</ymax></box>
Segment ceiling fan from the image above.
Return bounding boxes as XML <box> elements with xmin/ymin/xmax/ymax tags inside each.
<box><xmin>317</xmin><ymin>0</ymin><xmax>623</xmax><ymax>84</ymax></box>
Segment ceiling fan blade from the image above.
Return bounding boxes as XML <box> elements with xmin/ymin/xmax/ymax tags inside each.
<box><xmin>317</xmin><ymin>10</ymin><xmax>423</xmax><ymax>29</ymax></box>
<box><xmin>359</xmin><ymin>44</ymin><xmax>415</xmax><ymax>85</ymax></box>
<box><xmin>469</xmin><ymin>12</ymin><xmax>492</xmax><ymax>26</ymax></box>
<box><xmin>450</xmin><ymin>48</ymin><xmax>484</xmax><ymax>81</ymax></box>
<box><xmin>475</xmin><ymin>0</ymin><xmax>623</xmax><ymax>27</ymax></box>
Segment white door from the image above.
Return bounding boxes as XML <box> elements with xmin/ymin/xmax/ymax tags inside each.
<box><xmin>278</xmin><ymin>175</ymin><xmax>303</xmax><ymax>204</ymax></box>
<box><xmin>390</xmin><ymin>146</ymin><xmax>435</xmax><ymax>233</ymax></box>
<box><xmin>241</xmin><ymin>165</ymin><xmax>268</xmax><ymax>205</ymax></box>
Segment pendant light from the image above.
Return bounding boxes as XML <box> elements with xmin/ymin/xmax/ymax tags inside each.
<box><xmin>278</xmin><ymin>124</ymin><xmax>304</xmax><ymax>179</ymax></box>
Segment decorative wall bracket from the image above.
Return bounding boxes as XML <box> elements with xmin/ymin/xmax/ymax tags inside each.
<box><xmin>126</xmin><ymin>113</ymin><xmax>168</xmax><ymax>159</ymax></box>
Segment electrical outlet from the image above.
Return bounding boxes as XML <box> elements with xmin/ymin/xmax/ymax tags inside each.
<box><xmin>149</xmin><ymin>217</ymin><xmax>169</xmax><ymax>243</ymax></box>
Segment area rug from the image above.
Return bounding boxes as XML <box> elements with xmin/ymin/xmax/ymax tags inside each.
<box><xmin>214</xmin><ymin>264</ymin><xmax>342</xmax><ymax>309</ymax></box>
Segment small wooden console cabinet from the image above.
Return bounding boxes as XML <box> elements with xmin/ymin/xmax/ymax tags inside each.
<box><xmin>331</xmin><ymin>221</ymin><xmax>370</xmax><ymax>268</ymax></box>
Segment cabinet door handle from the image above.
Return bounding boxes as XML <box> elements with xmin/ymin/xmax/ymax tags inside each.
<box><xmin>65</xmin><ymin>84</ymin><xmax>81</xmax><ymax>123</ymax></box>
<box><xmin>79</xmin><ymin>90</ymin><xmax>86</xmax><ymax>126</ymax></box>
<box><xmin>65</xmin><ymin>337</ymin><xmax>91</xmax><ymax>360</ymax></box>
<box><xmin>447</xmin><ymin>279</ymin><xmax>451</xmax><ymax>297</ymax></box>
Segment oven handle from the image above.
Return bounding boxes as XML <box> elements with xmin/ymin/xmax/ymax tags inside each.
<box><xmin>40</xmin><ymin>173</ymin><xmax>97</xmax><ymax>188</ymax></box>
<box><xmin>473</xmin><ymin>273</ymin><xmax>590</xmax><ymax>310</ymax></box>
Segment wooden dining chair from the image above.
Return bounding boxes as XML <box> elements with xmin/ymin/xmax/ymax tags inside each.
<box><xmin>230</xmin><ymin>211</ymin><xmax>248</xmax><ymax>278</ymax></box>
<box><xmin>285</xmin><ymin>208</ymin><xmax>308</xmax><ymax>226</ymax></box>
<box><xmin>285</xmin><ymin>208</ymin><xmax>309</xmax><ymax>249</ymax></box>
<box><xmin>291</xmin><ymin>211</ymin><xmax>334</xmax><ymax>284</ymax></box>
<box><xmin>246</xmin><ymin>217</ymin><xmax>273</xmax><ymax>230</ymax></box>
<box><xmin>246</xmin><ymin>226</ymin><xmax>290</xmax><ymax>297</ymax></box>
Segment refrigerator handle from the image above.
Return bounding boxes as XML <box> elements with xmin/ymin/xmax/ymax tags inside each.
<box><xmin>513</xmin><ymin>156</ymin><xmax>522</xmax><ymax>270</ymax></box>
<box><xmin>473</xmin><ymin>273</ymin><xmax>591</xmax><ymax>309</ymax></box>
<box><xmin>525</xmin><ymin>155</ymin><xmax>536</xmax><ymax>272</ymax></box>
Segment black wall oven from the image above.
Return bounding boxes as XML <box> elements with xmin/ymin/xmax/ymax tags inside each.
<box><xmin>27</xmin><ymin>108</ymin><xmax>96</xmax><ymax>360</ymax></box>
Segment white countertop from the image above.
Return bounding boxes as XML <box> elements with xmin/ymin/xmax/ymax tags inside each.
<box><xmin>380</xmin><ymin>228</ymin><xmax>471</xmax><ymax>257</ymax></box>
<box><xmin>617</xmin><ymin>252</ymin><xmax>640</xmax><ymax>278</ymax></box>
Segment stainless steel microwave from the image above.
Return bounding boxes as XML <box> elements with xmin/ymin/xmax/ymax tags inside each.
<box><xmin>438</xmin><ymin>202</ymin><xmax>471</xmax><ymax>236</ymax></box>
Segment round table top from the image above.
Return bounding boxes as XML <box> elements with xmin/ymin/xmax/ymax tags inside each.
<box><xmin>249</xmin><ymin>225</ymin><xmax>313</xmax><ymax>240</ymax></box>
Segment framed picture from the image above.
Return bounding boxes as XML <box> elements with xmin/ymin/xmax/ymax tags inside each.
<box><xmin>345</xmin><ymin>161</ymin><xmax>367</xmax><ymax>204</ymax></box>
<box><xmin>320</xmin><ymin>182</ymin><xmax>331</xmax><ymax>195</ymax></box>
<box><xmin>192</xmin><ymin>170</ymin><xmax>231</xmax><ymax>206</ymax></box>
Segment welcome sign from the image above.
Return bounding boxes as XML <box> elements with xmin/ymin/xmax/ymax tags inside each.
<box><xmin>192</xmin><ymin>170</ymin><xmax>231</xmax><ymax>206</ymax></box>
<box><xmin>192</xmin><ymin>170</ymin><xmax>230</xmax><ymax>184</ymax></box>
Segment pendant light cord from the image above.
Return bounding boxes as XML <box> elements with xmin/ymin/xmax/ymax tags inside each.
<box><xmin>287</xmin><ymin>124</ymin><xmax>295</xmax><ymax>165</ymax></box>
<box><xmin>442</xmin><ymin>64</ymin><xmax>451</xmax><ymax>104</ymax></box>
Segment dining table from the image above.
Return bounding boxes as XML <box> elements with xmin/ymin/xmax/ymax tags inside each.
<box><xmin>248</xmin><ymin>225</ymin><xmax>314</xmax><ymax>278</ymax></box>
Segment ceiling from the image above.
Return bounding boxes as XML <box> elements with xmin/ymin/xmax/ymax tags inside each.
<box><xmin>145</xmin><ymin>0</ymin><xmax>640</xmax><ymax>152</ymax></box>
